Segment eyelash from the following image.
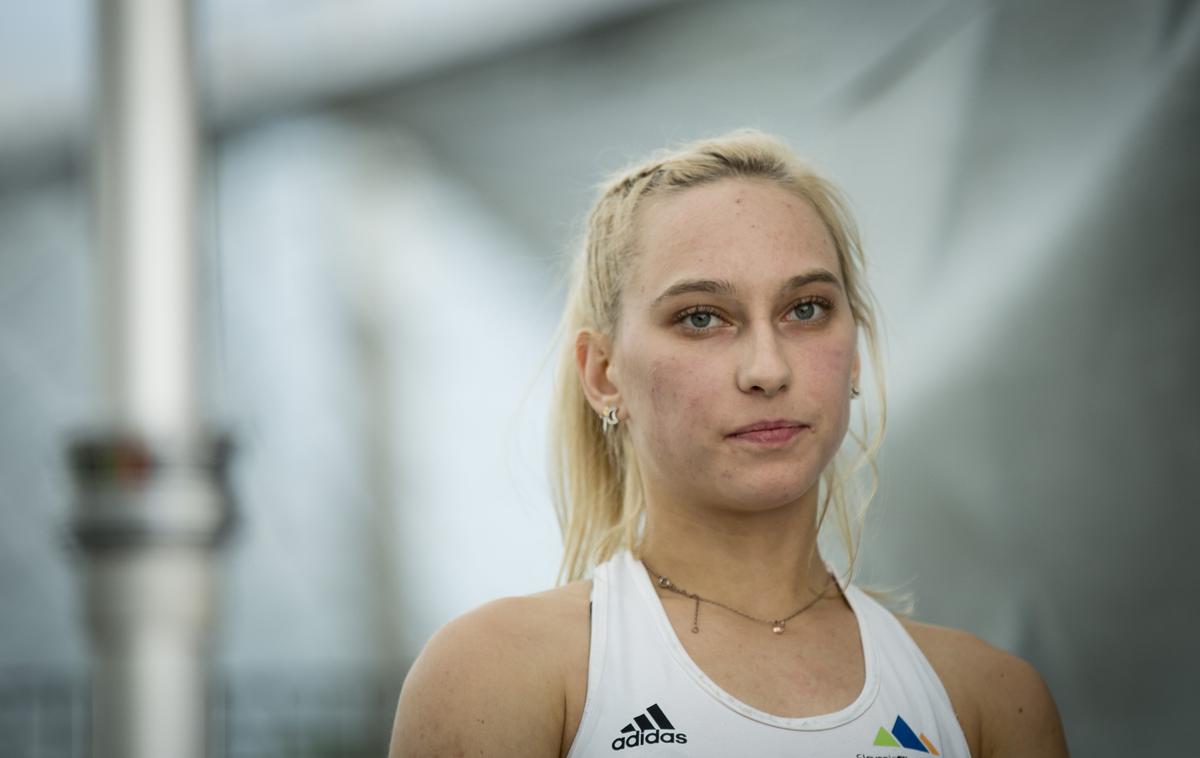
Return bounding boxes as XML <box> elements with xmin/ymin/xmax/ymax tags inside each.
<box><xmin>674</xmin><ymin>296</ymin><xmax>834</xmax><ymax>334</ymax></box>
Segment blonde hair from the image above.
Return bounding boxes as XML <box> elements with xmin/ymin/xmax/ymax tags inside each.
<box><xmin>547</xmin><ymin>129</ymin><xmax>888</xmax><ymax>590</ymax></box>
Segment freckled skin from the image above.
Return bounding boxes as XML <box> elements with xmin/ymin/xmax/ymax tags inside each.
<box><xmin>612</xmin><ymin>177</ymin><xmax>860</xmax><ymax>515</ymax></box>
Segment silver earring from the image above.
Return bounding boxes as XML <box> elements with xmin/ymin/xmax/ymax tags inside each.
<box><xmin>850</xmin><ymin>386</ymin><xmax>860</xmax><ymax>399</ymax></box>
<box><xmin>601</xmin><ymin>405</ymin><xmax>620</xmax><ymax>433</ymax></box>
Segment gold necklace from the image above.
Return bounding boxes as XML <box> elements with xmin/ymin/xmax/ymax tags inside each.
<box><xmin>643</xmin><ymin>562</ymin><xmax>834</xmax><ymax>635</ymax></box>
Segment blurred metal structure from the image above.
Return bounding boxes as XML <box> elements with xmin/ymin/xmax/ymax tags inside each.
<box><xmin>66</xmin><ymin>1</ymin><xmax>233</xmax><ymax>758</ymax></box>
<box><xmin>0</xmin><ymin>666</ymin><xmax>403</xmax><ymax>758</ymax></box>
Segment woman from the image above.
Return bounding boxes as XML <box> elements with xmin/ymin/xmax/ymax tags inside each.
<box><xmin>389</xmin><ymin>130</ymin><xmax>1069</xmax><ymax>757</ymax></box>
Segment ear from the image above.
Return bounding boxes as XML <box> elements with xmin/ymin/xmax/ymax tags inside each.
<box><xmin>852</xmin><ymin>350</ymin><xmax>861</xmax><ymax>391</ymax></box>
<box><xmin>575</xmin><ymin>328</ymin><xmax>621</xmax><ymax>417</ymax></box>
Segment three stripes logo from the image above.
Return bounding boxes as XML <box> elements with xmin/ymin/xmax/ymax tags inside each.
<box><xmin>872</xmin><ymin>714</ymin><xmax>939</xmax><ymax>754</ymax></box>
<box><xmin>610</xmin><ymin>703</ymin><xmax>688</xmax><ymax>750</ymax></box>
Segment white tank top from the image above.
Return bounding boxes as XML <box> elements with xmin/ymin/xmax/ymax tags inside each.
<box><xmin>566</xmin><ymin>550</ymin><xmax>971</xmax><ymax>757</ymax></box>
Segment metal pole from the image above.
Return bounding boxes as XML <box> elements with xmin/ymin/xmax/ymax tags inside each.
<box><xmin>68</xmin><ymin>2</ymin><xmax>234</xmax><ymax>758</ymax></box>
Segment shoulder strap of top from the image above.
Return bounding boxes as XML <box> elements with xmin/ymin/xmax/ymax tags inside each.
<box><xmin>844</xmin><ymin>586</ymin><xmax>964</xmax><ymax>731</ymax></box>
<box><xmin>584</xmin><ymin>557</ymin><xmax>610</xmax><ymax>709</ymax></box>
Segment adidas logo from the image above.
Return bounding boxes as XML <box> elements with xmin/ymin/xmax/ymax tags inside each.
<box><xmin>610</xmin><ymin>703</ymin><xmax>688</xmax><ymax>750</ymax></box>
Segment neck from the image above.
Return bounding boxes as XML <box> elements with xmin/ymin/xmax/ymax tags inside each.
<box><xmin>637</xmin><ymin>484</ymin><xmax>835</xmax><ymax>620</ymax></box>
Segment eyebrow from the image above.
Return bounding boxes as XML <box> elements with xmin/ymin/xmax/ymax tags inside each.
<box><xmin>650</xmin><ymin>269</ymin><xmax>842</xmax><ymax>308</ymax></box>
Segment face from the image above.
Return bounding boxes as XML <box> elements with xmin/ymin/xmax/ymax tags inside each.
<box><xmin>604</xmin><ymin>177</ymin><xmax>860</xmax><ymax>513</ymax></box>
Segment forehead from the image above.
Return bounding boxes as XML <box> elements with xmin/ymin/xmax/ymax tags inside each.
<box><xmin>630</xmin><ymin>177</ymin><xmax>840</xmax><ymax>299</ymax></box>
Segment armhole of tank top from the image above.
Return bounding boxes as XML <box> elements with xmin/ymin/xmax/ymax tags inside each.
<box><xmin>564</xmin><ymin>567</ymin><xmax>609</xmax><ymax>758</ymax></box>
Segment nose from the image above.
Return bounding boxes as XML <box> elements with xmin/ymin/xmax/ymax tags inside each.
<box><xmin>735</xmin><ymin>324</ymin><xmax>791</xmax><ymax>397</ymax></box>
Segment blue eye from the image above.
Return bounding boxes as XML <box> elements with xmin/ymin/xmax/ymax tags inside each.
<box><xmin>793</xmin><ymin>301</ymin><xmax>818</xmax><ymax>320</ymax></box>
<box><xmin>675</xmin><ymin>307</ymin><xmax>725</xmax><ymax>333</ymax></box>
<box><xmin>789</xmin><ymin>297</ymin><xmax>833</xmax><ymax>322</ymax></box>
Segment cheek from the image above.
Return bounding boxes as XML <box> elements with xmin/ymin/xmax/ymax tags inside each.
<box><xmin>796</xmin><ymin>337</ymin><xmax>858</xmax><ymax>450</ymax></box>
<box><xmin>643</xmin><ymin>357</ymin><xmax>716</xmax><ymax>439</ymax></box>
<box><xmin>796</xmin><ymin>335</ymin><xmax>857</xmax><ymax>390</ymax></box>
<box><xmin>636</xmin><ymin>357</ymin><xmax>718</xmax><ymax>480</ymax></box>
<box><xmin>648</xmin><ymin>358</ymin><xmax>704</xmax><ymax>416</ymax></box>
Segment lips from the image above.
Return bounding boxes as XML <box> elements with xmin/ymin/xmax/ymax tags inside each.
<box><xmin>727</xmin><ymin>419</ymin><xmax>808</xmax><ymax>436</ymax></box>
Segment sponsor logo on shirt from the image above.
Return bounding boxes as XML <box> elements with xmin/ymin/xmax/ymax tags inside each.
<box><xmin>611</xmin><ymin>703</ymin><xmax>687</xmax><ymax>750</ymax></box>
<box><xmin>859</xmin><ymin>714</ymin><xmax>939</xmax><ymax>756</ymax></box>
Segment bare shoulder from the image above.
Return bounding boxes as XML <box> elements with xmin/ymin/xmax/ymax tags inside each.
<box><xmin>389</xmin><ymin>580</ymin><xmax>592</xmax><ymax>758</ymax></box>
<box><xmin>898</xmin><ymin>617</ymin><xmax>1069</xmax><ymax>758</ymax></box>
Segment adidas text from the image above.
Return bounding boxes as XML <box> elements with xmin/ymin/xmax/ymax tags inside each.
<box><xmin>611</xmin><ymin>730</ymin><xmax>688</xmax><ymax>750</ymax></box>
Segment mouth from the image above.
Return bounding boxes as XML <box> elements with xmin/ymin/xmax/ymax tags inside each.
<box><xmin>726</xmin><ymin>420</ymin><xmax>809</xmax><ymax>445</ymax></box>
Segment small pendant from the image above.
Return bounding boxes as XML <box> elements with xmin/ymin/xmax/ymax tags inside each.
<box><xmin>772</xmin><ymin>621</ymin><xmax>785</xmax><ymax>634</ymax></box>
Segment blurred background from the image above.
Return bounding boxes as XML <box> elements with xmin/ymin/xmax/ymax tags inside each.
<box><xmin>1</xmin><ymin>0</ymin><xmax>1197</xmax><ymax>756</ymax></box>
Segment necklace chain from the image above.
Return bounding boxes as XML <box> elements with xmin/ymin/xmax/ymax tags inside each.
<box><xmin>642</xmin><ymin>562</ymin><xmax>835</xmax><ymax>635</ymax></box>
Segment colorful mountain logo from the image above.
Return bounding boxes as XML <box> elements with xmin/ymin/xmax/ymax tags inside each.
<box><xmin>873</xmin><ymin>715</ymin><xmax>939</xmax><ymax>755</ymax></box>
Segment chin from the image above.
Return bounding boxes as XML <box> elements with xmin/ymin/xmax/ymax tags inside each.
<box><xmin>713</xmin><ymin>474</ymin><xmax>818</xmax><ymax>511</ymax></box>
